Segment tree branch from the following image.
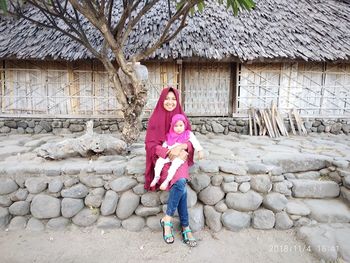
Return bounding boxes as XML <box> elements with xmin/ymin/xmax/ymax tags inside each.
<box><xmin>131</xmin><ymin>0</ymin><xmax>198</xmax><ymax>62</ymax></box>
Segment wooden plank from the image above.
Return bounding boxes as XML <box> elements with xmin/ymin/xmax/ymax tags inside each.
<box><xmin>252</xmin><ymin>108</ymin><xmax>258</xmax><ymax>136</ymax></box>
<box><xmin>248</xmin><ymin>108</ymin><xmax>253</xmax><ymax>136</ymax></box>
<box><xmin>1</xmin><ymin>60</ymin><xmax>4</xmax><ymax>113</ymax></box>
<box><xmin>288</xmin><ymin>110</ymin><xmax>296</xmax><ymax>135</ymax></box>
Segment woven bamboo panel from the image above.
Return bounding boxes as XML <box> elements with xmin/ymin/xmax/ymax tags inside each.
<box><xmin>184</xmin><ymin>62</ymin><xmax>231</xmax><ymax>116</ymax></box>
<box><xmin>143</xmin><ymin>62</ymin><xmax>179</xmax><ymax>117</ymax></box>
<box><xmin>1</xmin><ymin>60</ymin><xmax>121</xmax><ymax>117</ymax></box>
<box><xmin>238</xmin><ymin>62</ymin><xmax>350</xmax><ymax>116</ymax></box>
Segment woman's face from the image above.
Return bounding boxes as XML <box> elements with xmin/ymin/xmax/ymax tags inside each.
<box><xmin>163</xmin><ymin>91</ymin><xmax>177</xmax><ymax>112</ymax></box>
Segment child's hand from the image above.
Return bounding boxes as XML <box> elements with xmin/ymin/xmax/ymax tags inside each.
<box><xmin>198</xmin><ymin>150</ymin><xmax>204</xmax><ymax>160</ymax></box>
<box><xmin>160</xmin><ymin>180</ymin><xmax>169</xmax><ymax>190</ymax></box>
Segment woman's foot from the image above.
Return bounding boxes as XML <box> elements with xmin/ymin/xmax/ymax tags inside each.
<box><xmin>182</xmin><ymin>226</ymin><xmax>197</xmax><ymax>247</ymax></box>
<box><xmin>160</xmin><ymin>216</ymin><xmax>174</xmax><ymax>244</ymax></box>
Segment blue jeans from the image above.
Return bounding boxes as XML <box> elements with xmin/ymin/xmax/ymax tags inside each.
<box><xmin>166</xmin><ymin>178</ymin><xmax>189</xmax><ymax>227</ymax></box>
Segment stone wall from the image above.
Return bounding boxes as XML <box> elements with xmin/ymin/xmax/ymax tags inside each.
<box><xmin>1</xmin><ymin>160</ymin><xmax>349</xmax><ymax>232</ymax></box>
<box><xmin>1</xmin><ymin>117</ymin><xmax>350</xmax><ymax>135</ymax></box>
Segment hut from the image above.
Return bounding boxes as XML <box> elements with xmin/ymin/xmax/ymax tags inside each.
<box><xmin>0</xmin><ymin>0</ymin><xmax>350</xmax><ymax>135</ymax></box>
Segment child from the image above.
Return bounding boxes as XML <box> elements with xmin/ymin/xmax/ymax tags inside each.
<box><xmin>150</xmin><ymin>114</ymin><xmax>204</xmax><ymax>190</ymax></box>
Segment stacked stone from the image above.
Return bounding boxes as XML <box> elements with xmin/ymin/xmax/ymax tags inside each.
<box><xmin>0</xmin><ymin>119</ymin><xmax>122</xmax><ymax>135</ymax></box>
<box><xmin>2</xmin><ymin>117</ymin><xmax>350</xmax><ymax>135</ymax></box>
<box><xmin>1</xmin><ymin>157</ymin><xmax>350</xmax><ymax>233</ymax></box>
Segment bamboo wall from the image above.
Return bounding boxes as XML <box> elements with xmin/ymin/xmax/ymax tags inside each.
<box><xmin>1</xmin><ymin>60</ymin><xmax>350</xmax><ymax>118</ymax></box>
<box><xmin>238</xmin><ymin>62</ymin><xmax>350</xmax><ymax>116</ymax></box>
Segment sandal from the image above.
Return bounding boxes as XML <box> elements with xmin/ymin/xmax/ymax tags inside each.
<box><xmin>160</xmin><ymin>219</ymin><xmax>174</xmax><ymax>244</ymax></box>
<box><xmin>182</xmin><ymin>228</ymin><xmax>197</xmax><ymax>247</ymax></box>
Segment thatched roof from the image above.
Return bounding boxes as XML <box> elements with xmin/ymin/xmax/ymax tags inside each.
<box><xmin>0</xmin><ymin>0</ymin><xmax>350</xmax><ymax>62</ymax></box>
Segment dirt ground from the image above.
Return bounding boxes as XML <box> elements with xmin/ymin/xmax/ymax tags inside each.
<box><xmin>0</xmin><ymin>227</ymin><xmax>319</xmax><ymax>263</ymax></box>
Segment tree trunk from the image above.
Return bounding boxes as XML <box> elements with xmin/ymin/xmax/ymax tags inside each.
<box><xmin>102</xmin><ymin>59</ymin><xmax>148</xmax><ymax>146</ymax></box>
<box><xmin>121</xmin><ymin>86</ymin><xmax>148</xmax><ymax>145</ymax></box>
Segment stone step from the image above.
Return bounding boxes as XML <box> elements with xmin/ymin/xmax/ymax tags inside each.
<box><xmin>303</xmin><ymin>198</ymin><xmax>350</xmax><ymax>223</ymax></box>
<box><xmin>290</xmin><ymin>179</ymin><xmax>340</xmax><ymax>198</ymax></box>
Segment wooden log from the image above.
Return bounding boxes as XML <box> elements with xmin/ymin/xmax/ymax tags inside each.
<box><xmin>269</xmin><ymin>107</ymin><xmax>280</xmax><ymax>137</ymax></box>
<box><xmin>293</xmin><ymin>108</ymin><xmax>307</xmax><ymax>135</ymax></box>
<box><xmin>252</xmin><ymin>108</ymin><xmax>258</xmax><ymax>136</ymax></box>
<box><xmin>261</xmin><ymin>109</ymin><xmax>275</xmax><ymax>138</ymax></box>
<box><xmin>248</xmin><ymin>108</ymin><xmax>253</xmax><ymax>136</ymax></box>
<box><xmin>288</xmin><ymin>110</ymin><xmax>296</xmax><ymax>135</ymax></box>
<box><xmin>293</xmin><ymin>108</ymin><xmax>303</xmax><ymax>135</ymax></box>
<box><xmin>274</xmin><ymin>104</ymin><xmax>288</xmax><ymax>137</ymax></box>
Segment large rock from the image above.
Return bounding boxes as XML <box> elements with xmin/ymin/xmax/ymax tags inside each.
<box><xmin>198</xmin><ymin>160</ymin><xmax>219</xmax><ymax>173</ymax></box>
<box><xmin>204</xmin><ymin>205</ymin><xmax>222</xmax><ymax>232</ymax></box>
<box><xmin>126</xmin><ymin>157</ymin><xmax>145</xmax><ymax>175</ymax></box>
<box><xmin>141</xmin><ymin>192</ymin><xmax>160</xmax><ymax>207</ymax></box>
<box><xmin>273</xmin><ymin>181</ymin><xmax>291</xmax><ymax>196</ymax></box>
<box><xmin>25</xmin><ymin>178</ymin><xmax>47</xmax><ymax>194</ymax></box>
<box><xmin>101</xmin><ymin>190</ymin><xmax>119</xmax><ymax>216</ymax></box>
<box><xmin>291</xmin><ymin>180</ymin><xmax>339</xmax><ymax>198</ymax></box>
<box><xmin>226</xmin><ymin>191</ymin><xmax>263</xmax><ymax>212</ymax></box>
<box><xmin>0</xmin><ymin>178</ymin><xmax>18</xmax><ymax>195</ymax></box>
<box><xmin>263</xmin><ymin>153</ymin><xmax>329</xmax><ymax>173</ymax></box>
<box><xmin>116</xmin><ymin>190</ymin><xmax>140</xmax><ymax>220</ymax></box>
<box><xmin>47</xmin><ymin>217</ymin><xmax>70</xmax><ymax>230</ymax></box>
<box><xmin>61</xmin><ymin>184</ymin><xmax>89</xmax><ymax>198</ymax></box>
<box><xmin>219</xmin><ymin>163</ymin><xmax>247</xmax><ymax>176</ymax></box>
<box><xmin>0</xmin><ymin>195</ymin><xmax>13</xmax><ymax>207</ymax></box>
<box><xmin>239</xmin><ymin>182</ymin><xmax>250</xmax><ymax>193</ymax></box>
<box><xmin>122</xmin><ymin>215</ymin><xmax>145</xmax><ymax>232</ymax></box>
<box><xmin>250</xmin><ymin>175</ymin><xmax>272</xmax><ymax>193</ymax></box>
<box><xmin>9</xmin><ymin>201</ymin><xmax>30</xmax><ymax>216</ymax></box>
<box><xmin>61</xmin><ymin>198</ymin><xmax>84</xmax><ymax>218</ymax></box>
<box><xmin>297</xmin><ymin>225</ymin><xmax>338</xmax><ymax>261</ymax></box>
<box><xmin>221</xmin><ymin>182</ymin><xmax>238</xmax><ymax>193</ymax></box>
<box><xmin>222</xmin><ymin>210</ymin><xmax>251</xmax><ymax>231</ymax></box>
<box><xmin>189</xmin><ymin>173</ymin><xmax>211</xmax><ymax>192</ymax></box>
<box><xmin>189</xmin><ymin>204</ymin><xmax>204</xmax><ymax>232</ymax></box>
<box><xmin>252</xmin><ymin>209</ymin><xmax>275</xmax><ymax>230</ymax></box>
<box><xmin>97</xmin><ymin>216</ymin><xmax>121</xmax><ymax>229</ymax></box>
<box><xmin>26</xmin><ymin>217</ymin><xmax>45</xmax><ymax>232</ymax></box>
<box><xmin>214</xmin><ymin>200</ymin><xmax>228</xmax><ymax>213</ymax></box>
<box><xmin>286</xmin><ymin>201</ymin><xmax>310</xmax><ymax>216</ymax></box>
<box><xmin>340</xmin><ymin>187</ymin><xmax>350</xmax><ymax>204</ymax></box>
<box><xmin>79</xmin><ymin>175</ymin><xmax>104</xmax><ymax>188</ymax></box>
<box><xmin>198</xmin><ymin>186</ymin><xmax>225</xmax><ymax>205</ymax></box>
<box><xmin>0</xmin><ymin>207</ymin><xmax>11</xmax><ymax>228</ymax></box>
<box><xmin>72</xmin><ymin>208</ymin><xmax>99</xmax><ymax>226</ymax></box>
<box><xmin>303</xmin><ymin>199</ymin><xmax>350</xmax><ymax>223</ymax></box>
<box><xmin>263</xmin><ymin>193</ymin><xmax>288</xmax><ymax>212</ymax></box>
<box><xmin>187</xmin><ymin>185</ymin><xmax>197</xmax><ymax>208</ymax></box>
<box><xmin>8</xmin><ymin>216</ymin><xmax>27</xmax><ymax>231</ymax></box>
<box><xmin>211</xmin><ymin>122</ymin><xmax>224</xmax><ymax>133</ymax></box>
<box><xmin>211</xmin><ymin>175</ymin><xmax>223</xmax><ymax>186</ymax></box>
<box><xmin>31</xmin><ymin>194</ymin><xmax>61</xmax><ymax>219</ymax></box>
<box><xmin>146</xmin><ymin>214</ymin><xmax>163</xmax><ymax>231</ymax></box>
<box><xmin>85</xmin><ymin>188</ymin><xmax>105</xmax><ymax>208</ymax></box>
<box><xmin>135</xmin><ymin>206</ymin><xmax>161</xmax><ymax>217</ymax></box>
<box><xmin>110</xmin><ymin>177</ymin><xmax>137</xmax><ymax>192</ymax></box>
<box><xmin>48</xmin><ymin>178</ymin><xmax>63</xmax><ymax>193</ymax></box>
<box><xmin>275</xmin><ymin>211</ymin><xmax>293</xmax><ymax>230</ymax></box>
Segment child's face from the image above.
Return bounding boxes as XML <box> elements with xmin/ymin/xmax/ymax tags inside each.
<box><xmin>173</xmin><ymin>120</ymin><xmax>185</xmax><ymax>134</ymax></box>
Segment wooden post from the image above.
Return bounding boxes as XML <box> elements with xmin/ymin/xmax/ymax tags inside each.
<box><xmin>229</xmin><ymin>62</ymin><xmax>237</xmax><ymax>116</ymax></box>
<box><xmin>0</xmin><ymin>60</ymin><xmax>4</xmax><ymax>113</ymax></box>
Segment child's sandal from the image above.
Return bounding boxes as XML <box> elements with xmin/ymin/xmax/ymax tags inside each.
<box><xmin>160</xmin><ymin>219</ymin><xmax>174</xmax><ymax>244</ymax></box>
<box><xmin>182</xmin><ymin>228</ymin><xmax>197</xmax><ymax>247</ymax></box>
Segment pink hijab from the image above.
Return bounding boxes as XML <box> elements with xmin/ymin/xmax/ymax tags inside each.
<box><xmin>144</xmin><ymin>87</ymin><xmax>193</xmax><ymax>190</ymax></box>
<box><xmin>166</xmin><ymin>114</ymin><xmax>191</xmax><ymax>146</ymax></box>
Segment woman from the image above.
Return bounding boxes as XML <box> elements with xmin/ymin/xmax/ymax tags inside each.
<box><xmin>145</xmin><ymin>87</ymin><xmax>197</xmax><ymax>247</ymax></box>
